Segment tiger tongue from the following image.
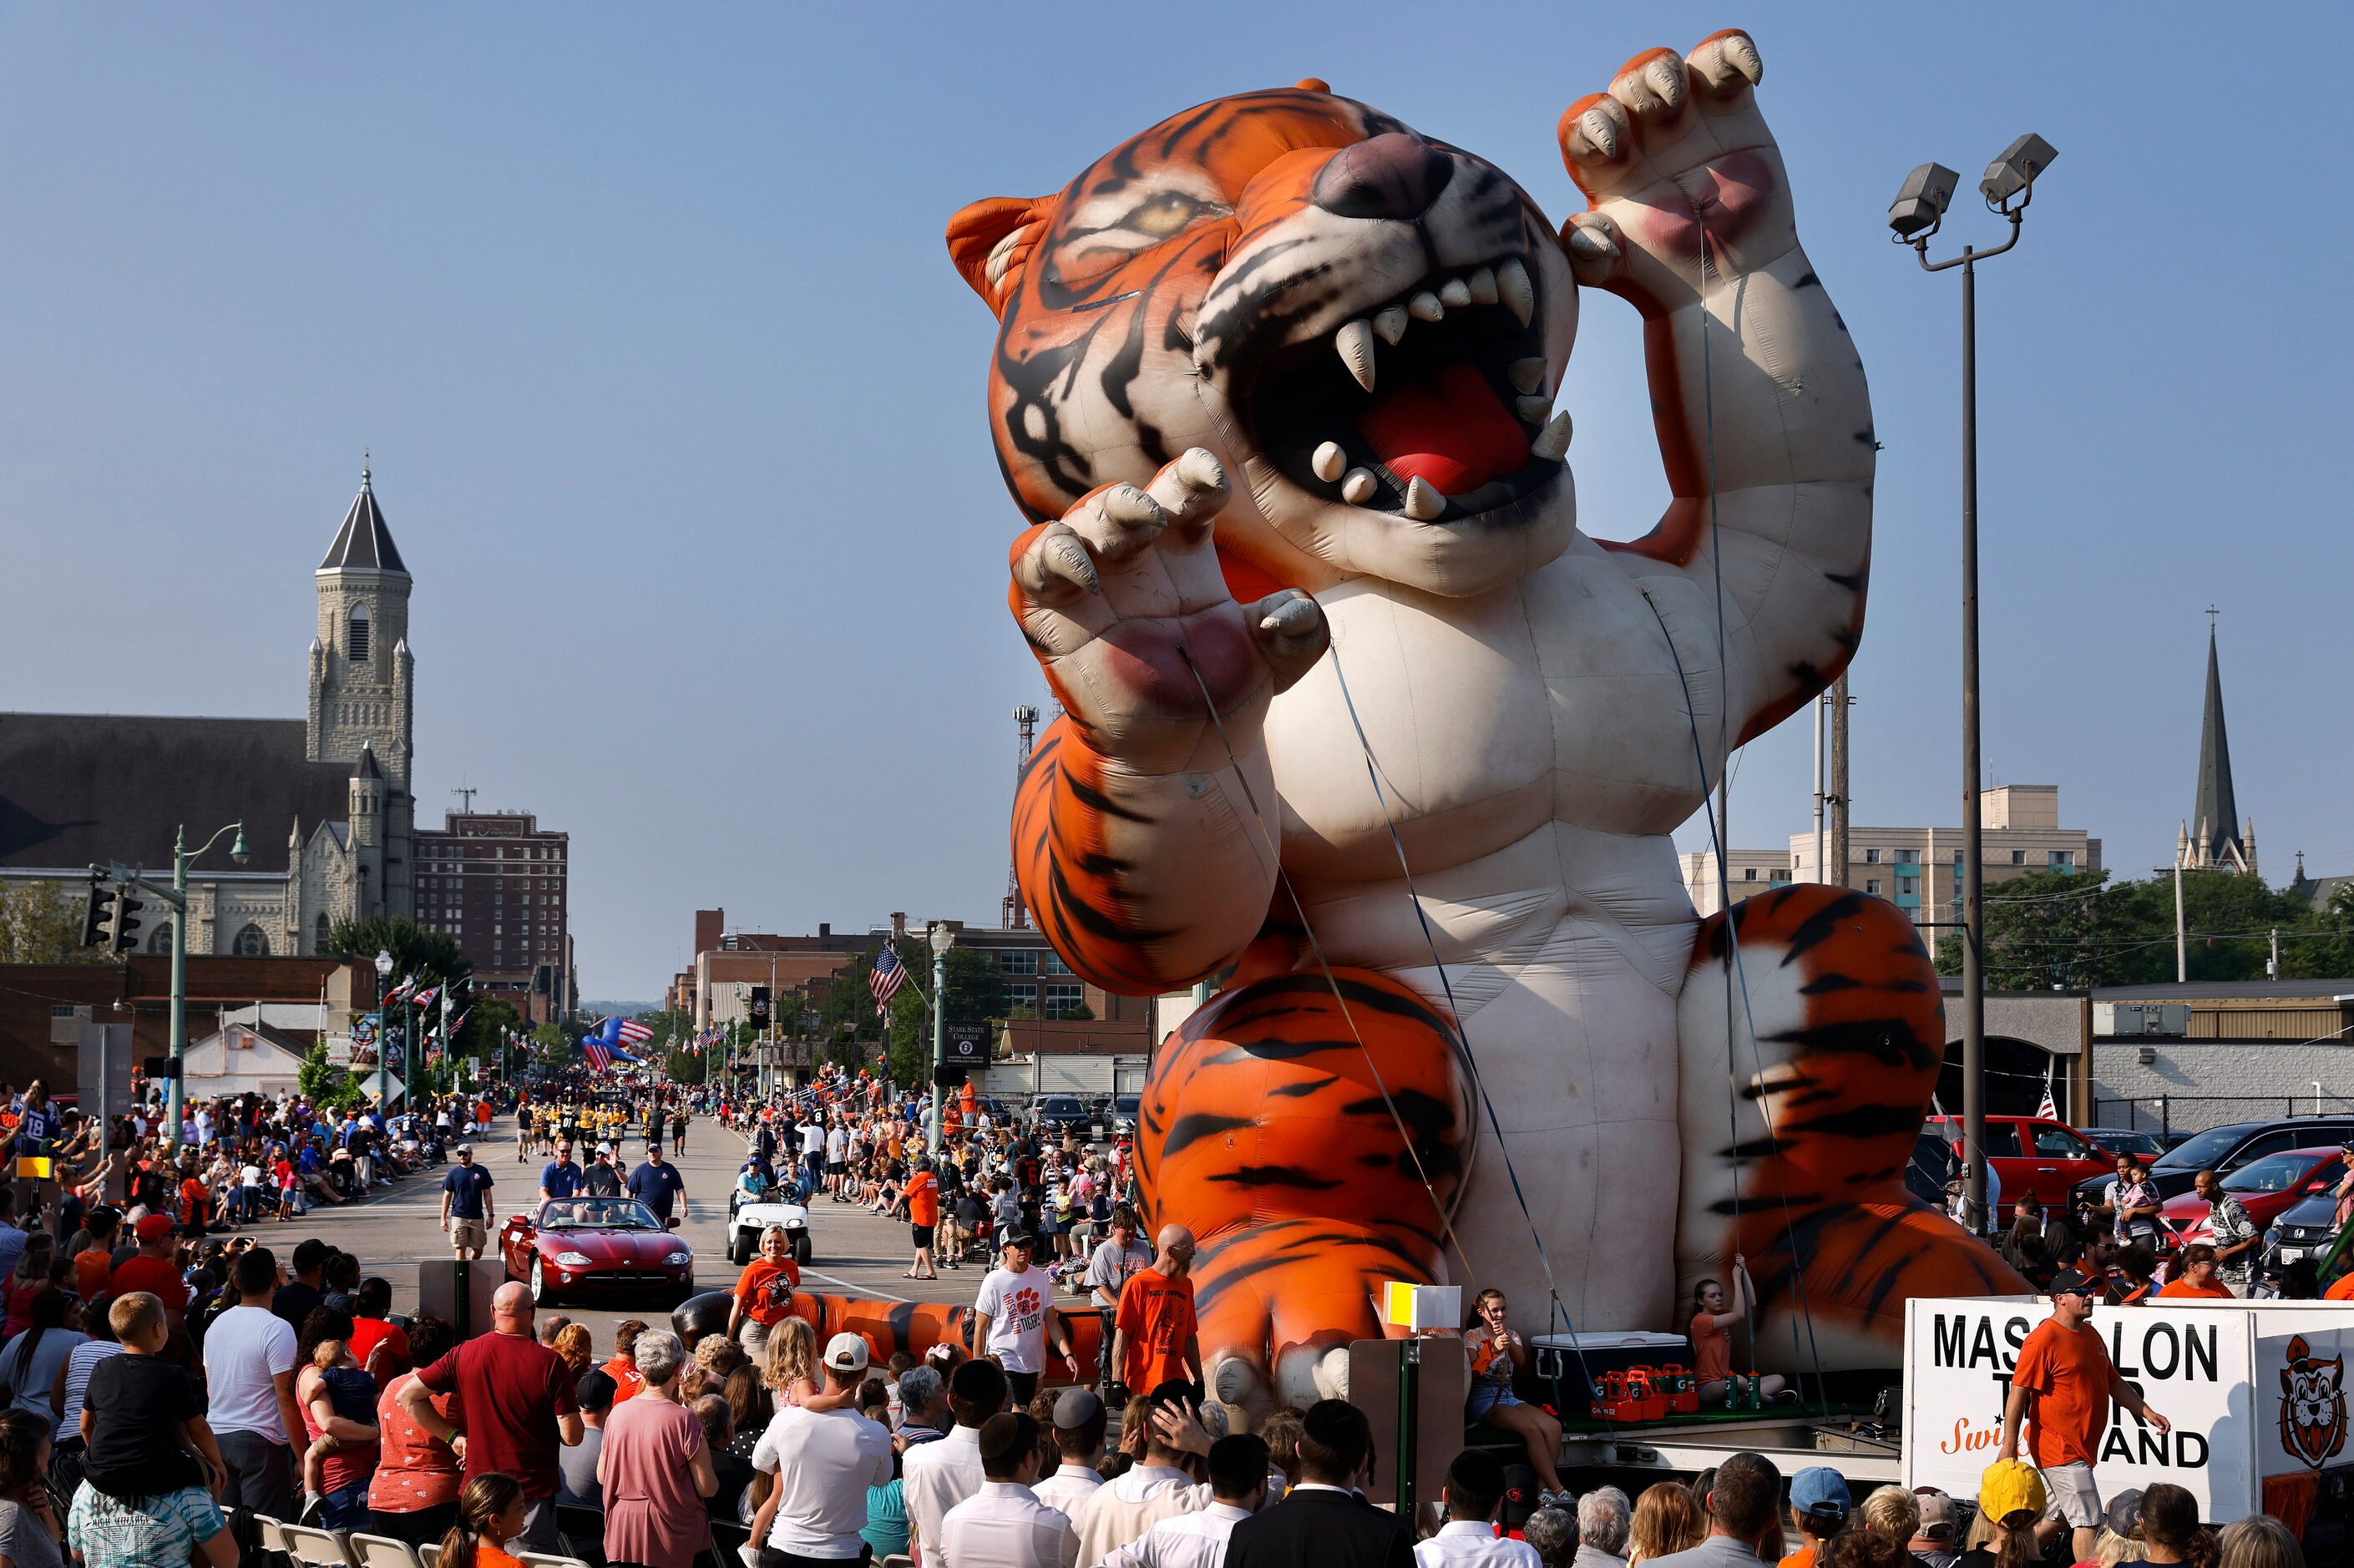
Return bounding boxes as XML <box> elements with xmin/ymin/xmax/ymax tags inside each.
<box><xmin>1354</xmin><ymin>361</ymin><xmax>1531</xmax><ymax>497</ymax></box>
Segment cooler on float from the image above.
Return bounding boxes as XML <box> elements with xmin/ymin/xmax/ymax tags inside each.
<box><xmin>1531</xmin><ymin>1329</ymin><xmax>1690</xmax><ymax>1420</ymax></box>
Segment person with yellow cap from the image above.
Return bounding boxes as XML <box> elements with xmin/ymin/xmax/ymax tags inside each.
<box><xmin>1963</xmin><ymin>1461</ymin><xmax>2047</xmax><ymax>1568</ymax></box>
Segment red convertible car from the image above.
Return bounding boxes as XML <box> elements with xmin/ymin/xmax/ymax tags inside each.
<box><xmin>500</xmin><ymin>1196</ymin><xmax>696</xmax><ymax>1306</ymax></box>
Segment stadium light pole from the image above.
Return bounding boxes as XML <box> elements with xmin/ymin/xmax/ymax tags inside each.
<box><xmin>1891</xmin><ymin>134</ymin><xmax>2057</xmax><ymax>1237</ymax></box>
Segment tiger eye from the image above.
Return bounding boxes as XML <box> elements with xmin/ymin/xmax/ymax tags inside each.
<box><xmin>1133</xmin><ymin>193</ymin><xmax>1198</xmax><ymax>235</ymax></box>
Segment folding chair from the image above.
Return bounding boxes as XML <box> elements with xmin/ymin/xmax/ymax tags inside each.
<box><xmin>254</xmin><ymin>1516</ymin><xmax>295</xmax><ymax>1556</ymax></box>
<box><xmin>515</xmin><ymin>1553</ymin><xmax>592</xmax><ymax>1568</ymax></box>
<box><xmin>279</xmin><ymin>1522</ymin><xmax>357</xmax><ymax>1568</ymax></box>
<box><xmin>348</xmin><ymin>1534</ymin><xmax>426</xmax><ymax>1568</ymax></box>
<box><xmin>553</xmin><ymin>1505</ymin><xmax>606</xmax><ymax>1567</ymax></box>
<box><xmin>419</xmin><ymin>1547</ymin><xmax>443</xmax><ymax>1568</ymax></box>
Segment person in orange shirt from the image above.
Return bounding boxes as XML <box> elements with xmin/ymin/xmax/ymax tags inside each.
<box><xmin>1690</xmin><ymin>1257</ymin><xmax>1790</xmax><ymax>1405</ymax></box>
<box><xmin>73</xmin><ymin>1207</ymin><xmax>119</xmax><ymax>1300</ymax></box>
<box><xmin>2326</xmin><ymin>1269</ymin><xmax>2354</xmax><ymax>1302</ymax></box>
<box><xmin>903</xmin><ymin>1157</ymin><xmax>941</xmax><ymax>1281</ymax></box>
<box><xmin>1112</xmin><ymin>1225</ymin><xmax>1204</xmax><ymax>1398</ymax></box>
<box><xmin>2156</xmin><ymin>1243</ymin><xmax>2236</xmax><ymax>1300</ymax></box>
<box><xmin>601</xmin><ymin>1319</ymin><xmax>649</xmax><ymax>1404</ymax></box>
<box><xmin>726</xmin><ymin>1226</ymin><xmax>803</xmax><ymax>1360</ymax></box>
<box><xmin>439</xmin><ymin>1471</ymin><xmax>528</xmax><ymax>1568</ymax></box>
<box><xmin>1999</xmin><ymin>1268</ymin><xmax>2171</xmax><ymax>1560</ymax></box>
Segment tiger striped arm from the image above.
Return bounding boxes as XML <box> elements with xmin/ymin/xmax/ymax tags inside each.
<box><xmin>1011</xmin><ymin>714</ymin><xmax>1282</xmax><ymax>994</ymax></box>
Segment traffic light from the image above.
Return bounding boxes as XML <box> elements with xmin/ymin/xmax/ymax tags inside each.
<box><xmin>80</xmin><ymin>877</ymin><xmax>113</xmax><ymax>948</ymax></box>
<box><xmin>749</xmin><ymin>987</ymin><xmax>772</xmax><ymax>1033</ymax></box>
<box><xmin>110</xmin><ymin>888</ymin><xmax>144</xmax><ymax>954</ymax></box>
<box><xmin>933</xmin><ymin>1060</ymin><xmax>969</xmax><ymax>1089</ymax></box>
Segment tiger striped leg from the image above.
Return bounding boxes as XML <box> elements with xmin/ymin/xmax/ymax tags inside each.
<box><xmin>1674</xmin><ymin>884</ymin><xmax>2027</xmax><ymax>1373</ymax></box>
<box><xmin>1137</xmin><ymin>969</ymin><xmax>1470</xmax><ymax>1420</ymax></box>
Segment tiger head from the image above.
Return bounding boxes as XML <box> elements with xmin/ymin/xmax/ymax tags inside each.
<box><xmin>948</xmin><ymin>84</ymin><xmax>1579</xmax><ymax>599</ymax></box>
<box><xmin>2281</xmin><ymin>1333</ymin><xmax>2349</xmax><ymax>1471</ymax></box>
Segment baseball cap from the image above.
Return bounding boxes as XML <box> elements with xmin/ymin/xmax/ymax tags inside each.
<box><xmin>1002</xmin><ymin>1227</ymin><xmax>1036</xmax><ymax>1249</ymax></box>
<box><xmin>454</xmin><ymin>1143</ymin><xmax>473</xmax><ymax>1156</ymax></box>
<box><xmin>1051</xmin><ymin>1388</ymin><xmax>1103</xmax><ymax>1430</ymax></box>
<box><xmin>823</xmin><ymin>1333</ymin><xmax>871</xmax><ymax>1374</ymax></box>
<box><xmin>1977</xmin><ymin>1459</ymin><xmax>2048</xmax><ymax>1523</ymax></box>
<box><xmin>134</xmin><ymin>1213</ymin><xmax>175</xmax><ymax>1240</ymax></box>
<box><xmin>1914</xmin><ymin>1489</ymin><xmax>1956</xmax><ymax>1541</ymax></box>
<box><xmin>1499</xmin><ymin>1462</ymin><xmax>1543</xmax><ymax>1528</ymax></box>
<box><xmin>2105</xmin><ymin>1489</ymin><xmax>2146</xmax><ymax>1538</ymax></box>
<box><xmin>2047</xmin><ymin>1268</ymin><xmax>2098</xmax><ymax>1297</ymax></box>
<box><xmin>575</xmin><ymin>1368</ymin><xmax>618</xmax><ymax>1414</ymax></box>
<box><xmin>1791</xmin><ymin>1466</ymin><xmax>1851</xmax><ymax>1523</ymax></box>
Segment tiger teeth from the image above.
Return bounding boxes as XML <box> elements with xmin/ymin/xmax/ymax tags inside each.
<box><xmin>1373</xmin><ymin>307</ymin><xmax>1408</xmax><ymax>346</ymax></box>
<box><xmin>1406</xmin><ymin>291</ymin><xmax>1445</xmax><ymax>322</ymax></box>
<box><xmin>1438</xmin><ymin>277</ymin><xmax>1471</xmax><ymax>309</ymax></box>
<box><xmin>1311</xmin><ymin>442</ymin><xmax>1347</xmax><ymax>482</ymax></box>
<box><xmin>1467</xmin><ymin>266</ymin><xmax>1498</xmax><ymax>306</ymax></box>
<box><xmin>1509</xmin><ymin>358</ymin><xmax>1547</xmax><ymax>395</ymax></box>
<box><xmin>1516</xmin><ymin>394</ymin><xmax>1553</xmax><ymax>426</ymax></box>
<box><xmin>1341</xmin><ymin>468</ymin><xmax>1378</xmax><ymax>505</ymax></box>
<box><xmin>1334</xmin><ymin>320</ymin><xmax>1376</xmax><ymax>392</ymax></box>
<box><xmin>1497</xmin><ymin>256</ymin><xmax>1535</xmax><ymax>327</ymax></box>
<box><xmin>1403</xmin><ymin>477</ymin><xmax>1445</xmax><ymax>520</ymax></box>
<box><xmin>1531</xmin><ymin>411</ymin><xmax>1573</xmax><ymax>462</ymax></box>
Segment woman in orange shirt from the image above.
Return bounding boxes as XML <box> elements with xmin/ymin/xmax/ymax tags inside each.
<box><xmin>2155</xmin><ymin>1242</ymin><xmax>2236</xmax><ymax>1299</ymax></box>
<box><xmin>1691</xmin><ymin>1256</ymin><xmax>1790</xmax><ymax>1405</ymax></box>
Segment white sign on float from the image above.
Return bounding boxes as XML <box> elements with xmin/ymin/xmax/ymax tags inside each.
<box><xmin>1902</xmin><ymin>1297</ymin><xmax>2259</xmax><ymax>1520</ymax></box>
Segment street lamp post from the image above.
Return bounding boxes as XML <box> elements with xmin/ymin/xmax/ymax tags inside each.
<box><xmin>374</xmin><ymin>949</ymin><xmax>394</xmax><ymax>1105</ymax></box>
<box><xmin>926</xmin><ymin>923</ymin><xmax>954</xmax><ymax>1156</ymax></box>
<box><xmin>159</xmin><ymin>822</ymin><xmax>251</xmax><ymax>1140</ymax></box>
<box><xmin>1891</xmin><ymin>133</ymin><xmax>2057</xmax><ymax>1236</ymax></box>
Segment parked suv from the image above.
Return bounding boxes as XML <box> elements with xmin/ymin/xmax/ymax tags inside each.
<box><xmin>1923</xmin><ymin>1114</ymin><xmax>2111</xmax><ymax>1221</ymax></box>
<box><xmin>1032</xmin><ymin>1095</ymin><xmax>1093</xmax><ymax>1141</ymax></box>
<box><xmin>2069</xmin><ymin>1116</ymin><xmax>2354</xmax><ymax>1212</ymax></box>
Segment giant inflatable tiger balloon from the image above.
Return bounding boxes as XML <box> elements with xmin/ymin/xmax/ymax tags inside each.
<box><xmin>944</xmin><ymin>29</ymin><xmax>2023</xmax><ymax>1415</ymax></box>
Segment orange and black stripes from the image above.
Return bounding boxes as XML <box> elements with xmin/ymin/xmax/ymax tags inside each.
<box><xmin>1007</xmin><ymin>715</ymin><xmax>1196</xmax><ymax>994</ymax></box>
<box><xmin>1695</xmin><ymin>883</ymin><xmax>2025</xmax><ymax>1331</ymax></box>
<box><xmin>1137</xmin><ymin>968</ymin><xmax>1467</xmax><ymax>1368</ymax></box>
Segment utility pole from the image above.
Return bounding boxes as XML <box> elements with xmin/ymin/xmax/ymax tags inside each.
<box><xmin>1828</xmin><ymin>673</ymin><xmax>1851</xmax><ymax>888</ymax></box>
<box><xmin>2174</xmin><ymin>863</ymin><xmax>2188</xmax><ymax>983</ymax></box>
<box><xmin>1812</xmin><ymin>693</ymin><xmax>1827</xmax><ymax>883</ymax></box>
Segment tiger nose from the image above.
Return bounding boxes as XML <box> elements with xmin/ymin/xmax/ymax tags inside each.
<box><xmin>1312</xmin><ymin>133</ymin><xmax>1455</xmax><ymax>220</ymax></box>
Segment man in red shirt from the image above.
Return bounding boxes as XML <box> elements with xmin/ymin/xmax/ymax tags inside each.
<box><xmin>1112</xmin><ymin>1225</ymin><xmax>1204</xmax><ymax>1398</ymax></box>
<box><xmin>1999</xmin><ymin>1268</ymin><xmax>2171</xmax><ymax>1560</ymax></box>
<box><xmin>904</xmin><ymin>1157</ymin><xmax>942</xmax><ymax>1281</ymax></box>
<box><xmin>110</xmin><ymin>1214</ymin><xmax>190</xmax><ymax>1332</ymax></box>
<box><xmin>399</xmin><ymin>1280</ymin><xmax>582</xmax><ymax>1550</ymax></box>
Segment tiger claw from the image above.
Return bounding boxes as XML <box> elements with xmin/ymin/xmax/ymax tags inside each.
<box><xmin>1689</xmin><ymin>29</ymin><xmax>1764</xmax><ymax>94</ymax></box>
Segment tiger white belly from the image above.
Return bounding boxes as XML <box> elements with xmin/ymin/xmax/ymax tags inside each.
<box><xmin>1283</xmin><ymin>819</ymin><xmax>1698</xmax><ymax>1335</ymax></box>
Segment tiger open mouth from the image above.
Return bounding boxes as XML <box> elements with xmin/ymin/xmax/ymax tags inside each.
<box><xmin>1237</xmin><ymin>252</ymin><xmax>1570</xmax><ymax>526</ymax></box>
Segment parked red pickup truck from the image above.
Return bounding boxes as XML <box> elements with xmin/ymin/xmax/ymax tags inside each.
<box><xmin>1923</xmin><ymin>1114</ymin><xmax>2112</xmax><ymax>1221</ymax></box>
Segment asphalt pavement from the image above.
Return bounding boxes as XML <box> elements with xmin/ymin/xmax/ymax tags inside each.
<box><xmin>283</xmin><ymin>1114</ymin><xmax>959</xmax><ymax>1352</ymax></box>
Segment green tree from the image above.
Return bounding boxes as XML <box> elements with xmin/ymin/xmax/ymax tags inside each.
<box><xmin>296</xmin><ymin>1043</ymin><xmax>366</xmax><ymax>1111</ymax></box>
<box><xmin>0</xmin><ymin>881</ymin><xmax>114</xmax><ymax>965</ymax></box>
<box><xmin>463</xmin><ymin>997</ymin><xmax>523</xmax><ymax>1072</ymax></box>
<box><xmin>530</xmin><ymin>1022</ymin><xmax>575</xmax><ymax>1071</ymax></box>
<box><xmin>320</xmin><ymin>914</ymin><xmax>474</xmax><ymax>994</ymax></box>
<box><xmin>1936</xmin><ymin>867</ymin><xmax>2334</xmax><ymax>989</ymax></box>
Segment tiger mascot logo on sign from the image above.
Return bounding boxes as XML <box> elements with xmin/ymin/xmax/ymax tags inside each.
<box><xmin>2281</xmin><ymin>1333</ymin><xmax>2347</xmax><ymax>1471</ymax></box>
<box><xmin>937</xmin><ymin>30</ymin><xmax>2023</xmax><ymax>1415</ymax></box>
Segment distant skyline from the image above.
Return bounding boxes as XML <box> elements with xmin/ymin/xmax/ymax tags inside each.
<box><xmin>7</xmin><ymin>4</ymin><xmax>2350</xmax><ymax>998</ymax></box>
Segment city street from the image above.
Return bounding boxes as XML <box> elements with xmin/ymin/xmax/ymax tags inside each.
<box><xmin>303</xmin><ymin>1116</ymin><xmax>956</xmax><ymax>1348</ymax></box>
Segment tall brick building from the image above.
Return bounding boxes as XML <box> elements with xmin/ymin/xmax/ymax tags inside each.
<box><xmin>413</xmin><ymin>810</ymin><xmax>573</xmax><ymax>1024</ymax></box>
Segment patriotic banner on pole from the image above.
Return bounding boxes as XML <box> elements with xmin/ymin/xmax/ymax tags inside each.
<box><xmin>870</xmin><ymin>945</ymin><xmax>907</xmax><ymax>1015</ymax></box>
<box><xmin>411</xmin><ymin>985</ymin><xmax>441</xmax><ymax>1009</ymax></box>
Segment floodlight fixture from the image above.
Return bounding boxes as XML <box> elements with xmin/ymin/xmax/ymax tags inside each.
<box><xmin>1888</xmin><ymin>162</ymin><xmax>1959</xmax><ymax>241</ymax></box>
<box><xmin>1980</xmin><ymin>133</ymin><xmax>2057</xmax><ymax>211</ymax></box>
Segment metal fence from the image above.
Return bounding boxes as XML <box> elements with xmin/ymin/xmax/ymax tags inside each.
<box><xmin>2089</xmin><ymin>1094</ymin><xmax>2354</xmax><ymax>1137</ymax></box>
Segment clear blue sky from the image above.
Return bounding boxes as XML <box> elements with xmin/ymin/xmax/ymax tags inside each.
<box><xmin>7</xmin><ymin>3</ymin><xmax>2349</xmax><ymax>1000</ymax></box>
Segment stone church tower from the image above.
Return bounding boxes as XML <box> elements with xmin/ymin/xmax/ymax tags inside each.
<box><xmin>308</xmin><ymin>463</ymin><xmax>415</xmax><ymax>921</ymax></box>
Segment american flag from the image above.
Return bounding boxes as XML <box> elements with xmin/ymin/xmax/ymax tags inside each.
<box><xmin>410</xmin><ymin>984</ymin><xmax>441</xmax><ymax>1009</ymax></box>
<box><xmin>616</xmin><ymin>1019</ymin><xmax>654</xmax><ymax>1045</ymax></box>
<box><xmin>870</xmin><ymin>945</ymin><xmax>907</xmax><ymax>1014</ymax></box>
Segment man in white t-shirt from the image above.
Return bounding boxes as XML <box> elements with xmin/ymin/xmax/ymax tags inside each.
<box><xmin>203</xmin><ymin>1247</ymin><xmax>306</xmax><ymax>1524</ymax></box>
<box><xmin>825</xmin><ymin>1121</ymin><xmax>850</xmax><ymax>1200</ymax></box>
<box><xmin>748</xmin><ymin>1333</ymin><xmax>893</xmax><ymax>1565</ymax></box>
<box><xmin>974</xmin><ymin>1229</ymin><xmax>1079</xmax><ymax>1406</ymax></box>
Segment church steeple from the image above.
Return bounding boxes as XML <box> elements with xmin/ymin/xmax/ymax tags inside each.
<box><xmin>2181</xmin><ymin>610</ymin><xmax>2254</xmax><ymax>876</ymax></box>
<box><xmin>309</xmin><ymin>458</ymin><xmax>416</xmax><ymax>920</ymax></box>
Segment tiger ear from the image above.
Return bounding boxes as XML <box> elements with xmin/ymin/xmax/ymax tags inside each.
<box><xmin>947</xmin><ymin>195</ymin><xmax>1060</xmax><ymax>318</ymax></box>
